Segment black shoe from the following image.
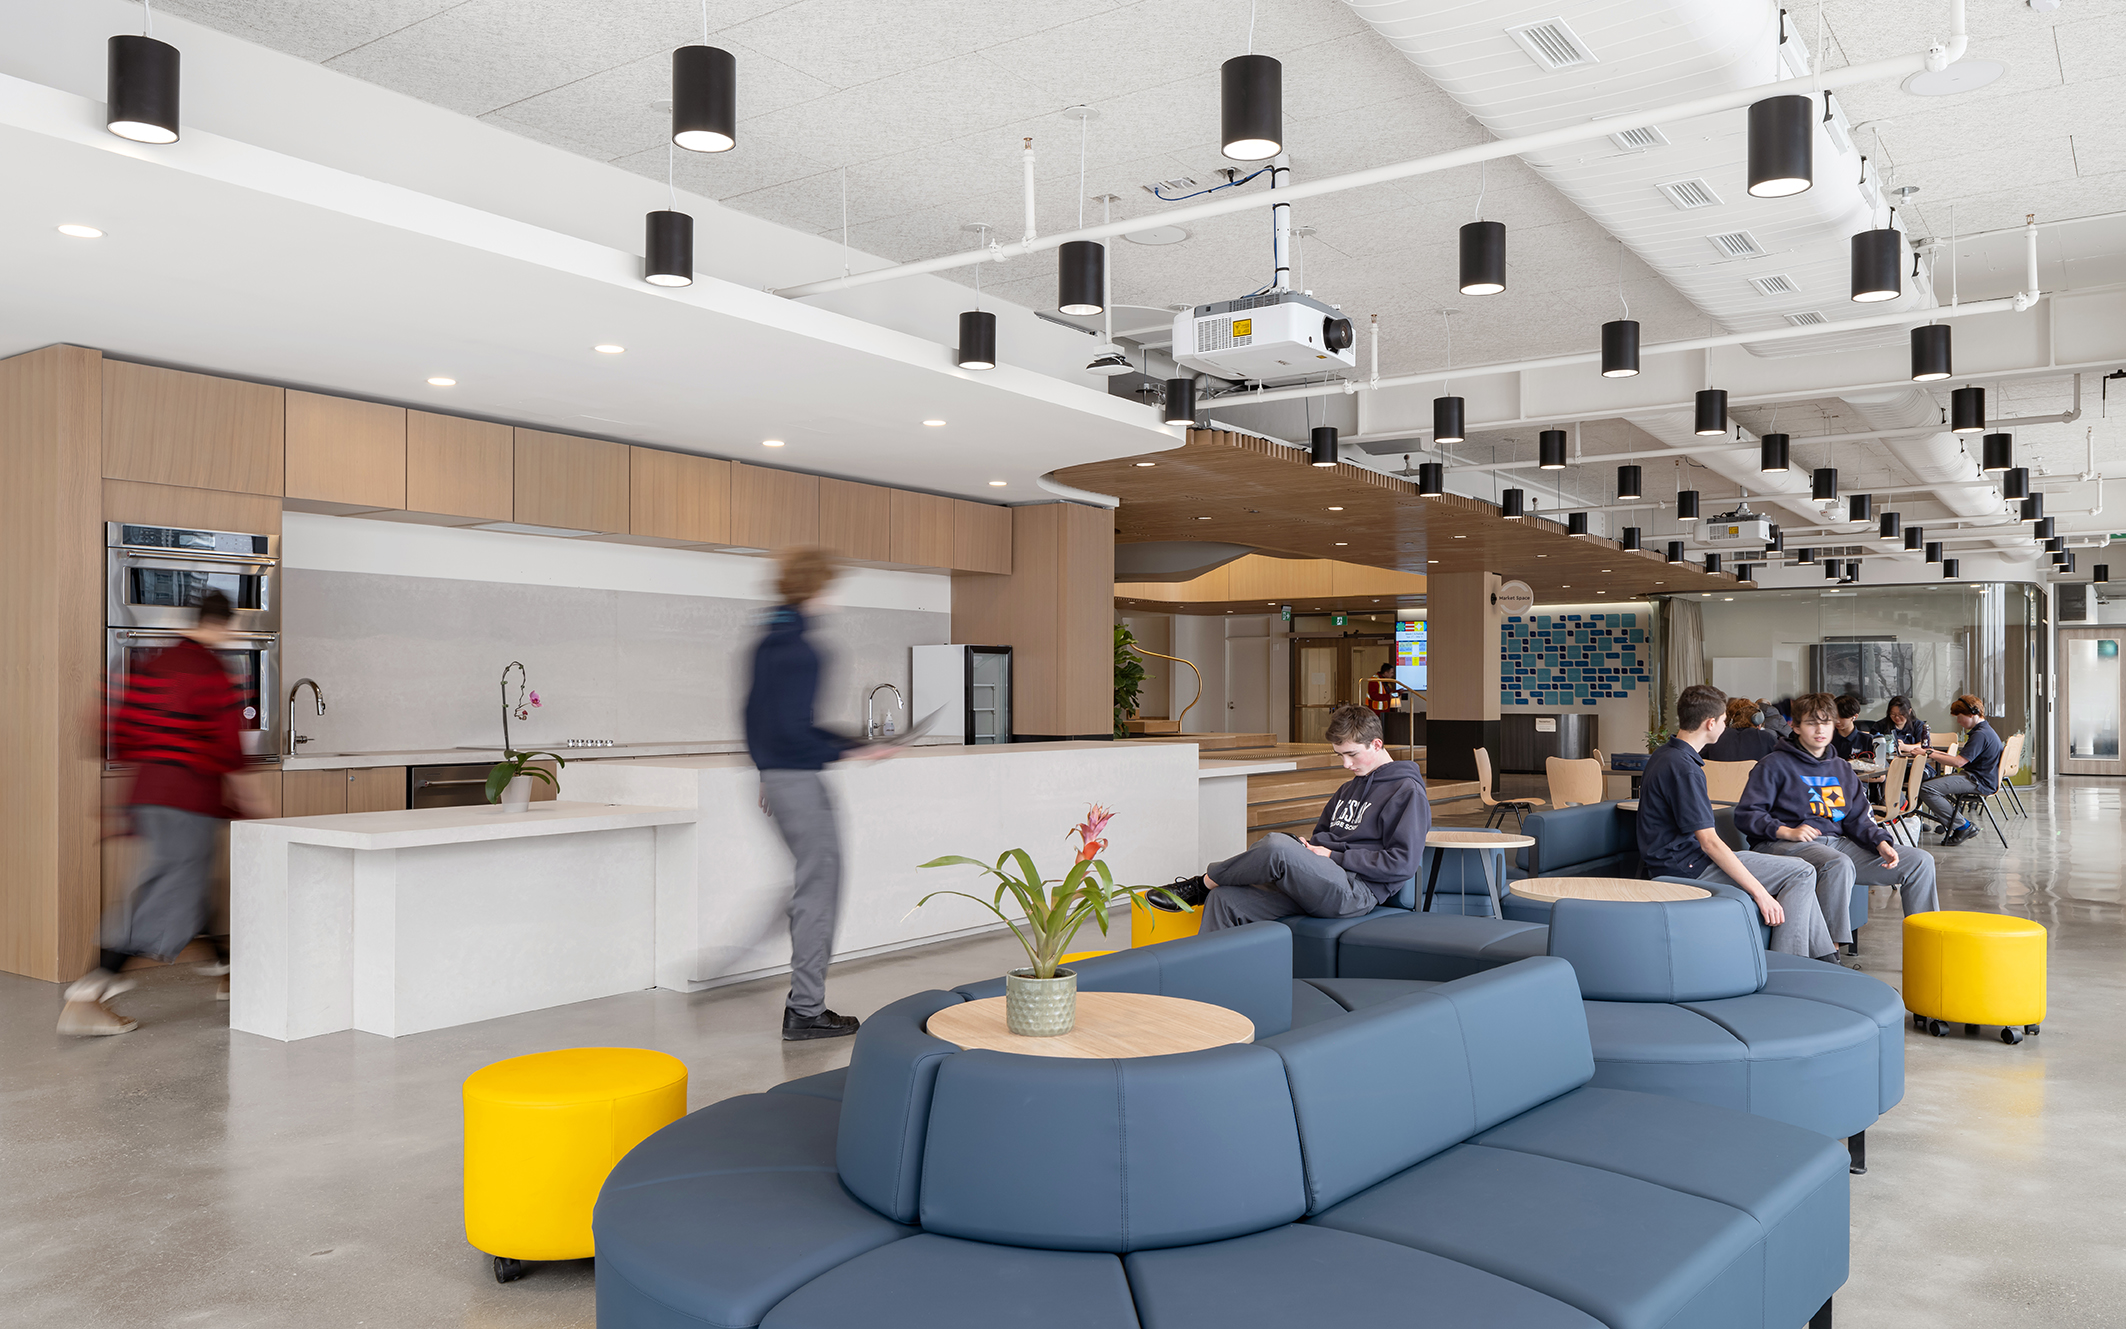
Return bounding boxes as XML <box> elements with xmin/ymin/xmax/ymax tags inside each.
<box><xmin>783</xmin><ymin>1007</ymin><xmax>860</xmax><ymax>1041</ymax></box>
<box><xmin>1148</xmin><ymin>876</ymin><xmax>1208</xmax><ymax>910</ymax></box>
<box><xmin>1947</xmin><ymin>822</ymin><xmax>1980</xmax><ymax>847</ymax></box>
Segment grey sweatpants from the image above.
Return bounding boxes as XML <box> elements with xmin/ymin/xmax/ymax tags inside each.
<box><xmin>1750</xmin><ymin>836</ymin><xmax>1940</xmax><ymax>942</ymax></box>
<box><xmin>1698</xmin><ymin>850</ymin><xmax>1837</xmax><ymax>959</ymax></box>
<box><xmin>1200</xmin><ymin>833</ymin><xmax>1378</xmax><ymax>933</ymax></box>
<box><xmin>109</xmin><ymin>804</ymin><xmax>221</xmax><ymax>963</ymax></box>
<box><xmin>760</xmin><ymin>769</ymin><xmax>842</xmax><ymax>1018</ymax></box>
<box><xmin>1918</xmin><ymin>773</ymin><xmax>1983</xmax><ymax>828</ymax></box>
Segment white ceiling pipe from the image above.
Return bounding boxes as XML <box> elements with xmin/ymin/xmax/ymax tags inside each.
<box><xmin>1626</xmin><ymin>411</ymin><xmax>1823</xmax><ymax>529</ymax></box>
<box><xmin>772</xmin><ymin>11</ymin><xmax>1967</xmax><ymax>300</ymax></box>
<box><xmin>1021</xmin><ymin>138</ymin><xmax>1038</xmax><ymax>246</ymax></box>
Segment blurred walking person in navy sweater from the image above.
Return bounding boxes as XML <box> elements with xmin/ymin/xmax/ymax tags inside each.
<box><xmin>746</xmin><ymin>548</ymin><xmax>893</xmax><ymax>1041</ymax></box>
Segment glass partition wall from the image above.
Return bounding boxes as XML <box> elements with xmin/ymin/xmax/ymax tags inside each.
<box><xmin>1650</xmin><ymin>584</ymin><xmax>2043</xmax><ymax>779</ymax></box>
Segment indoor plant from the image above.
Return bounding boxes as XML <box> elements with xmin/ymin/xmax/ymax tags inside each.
<box><xmin>918</xmin><ymin>805</ymin><xmax>1125</xmax><ymax>1035</ymax></box>
<box><xmin>487</xmin><ymin>661</ymin><xmax>566</xmax><ymax>811</ymax></box>
<box><xmin>1114</xmin><ymin>623</ymin><xmax>1146</xmax><ymax>739</ymax></box>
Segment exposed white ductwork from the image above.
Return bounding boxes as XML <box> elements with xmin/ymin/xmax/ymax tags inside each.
<box><xmin>1836</xmin><ymin>388</ymin><xmax>1999</xmax><ymax>518</ymax></box>
<box><xmin>1622</xmin><ymin>411</ymin><xmax>1825</xmax><ymax>531</ymax></box>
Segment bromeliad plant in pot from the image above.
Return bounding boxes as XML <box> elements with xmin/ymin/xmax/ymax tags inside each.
<box><xmin>918</xmin><ymin>805</ymin><xmax>1125</xmax><ymax>1036</ymax></box>
<box><xmin>487</xmin><ymin>661</ymin><xmax>566</xmax><ymax>812</ymax></box>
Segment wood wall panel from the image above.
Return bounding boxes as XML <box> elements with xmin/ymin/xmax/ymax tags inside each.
<box><xmin>731</xmin><ymin>461</ymin><xmax>819</xmax><ymax>548</ymax></box>
<box><xmin>952</xmin><ymin>500</ymin><xmax>1013</xmax><ymax>573</ymax></box>
<box><xmin>347</xmin><ymin>767</ymin><xmax>407</xmax><ymax>813</ymax></box>
<box><xmin>820</xmin><ymin>478</ymin><xmax>892</xmax><ymax>561</ymax></box>
<box><xmin>951</xmin><ymin>502</ymin><xmax>1111</xmax><ymax>738</ymax></box>
<box><xmin>1428</xmin><ymin>570</ymin><xmax>1501</xmax><ymax>722</ymax></box>
<box><xmin>103</xmin><ymin>479</ymin><xmax>284</xmax><ymax>535</ymax></box>
<box><xmin>514</xmin><ymin>428</ymin><xmax>630</xmax><ymax>533</ymax></box>
<box><xmin>890</xmin><ymin>489</ymin><xmax>955</xmax><ymax>567</ymax></box>
<box><xmin>400</xmin><ymin>411</ymin><xmax>513</xmax><ymax>523</ymax></box>
<box><xmin>284</xmin><ymin>390</ymin><xmax>405</xmax><ymax>514</ymax></box>
<box><xmin>103</xmin><ymin>360</ymin><xmax>284</xmax><ymax>496</ymax></box>
<box><xmin>629</xmin><ymin>447</ymin><xmax>731</xmax><ymax>545</ymax></box>
<box><xmin>281</xmin><ymin>769</ymin><xmax>349</xmax><ymax>818</ymax></box>
<box><xmin>1</xmin><ymin>346</ymin><xmax>106</xmax><ymax>980</ymax></box>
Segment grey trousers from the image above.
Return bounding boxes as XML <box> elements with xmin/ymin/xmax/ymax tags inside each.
<box><xmin>1750</xmin><ymin>836</ymin><xmax>1941</xmax><ymax>943</ymax></box>
<box><xmin>109</xmin><ymin>805</ymin><xmax>221</xmax><ymax>963</ymax></box>
<box><xmin>1918</xmin><ymin>773</ymin><xmax>1982</xmax><ymax>827</ymax></box>
<box><xmin>1200</xmin><ymin>833</ymin><xmax>1377</xmax><ymax>933</ymax></box>
<box><xmin>1698</xmin><ymin>850</ymin><xmax>1837</xmax><ymax>959</ymax></box>
<box><xmin>760</xmin><ymin>769</ymin><xmax>842</xmax><ymax>1018</ymax></box>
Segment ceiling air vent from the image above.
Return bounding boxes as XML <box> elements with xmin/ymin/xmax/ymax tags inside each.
<box><xmin>1657</xmin><ymin>178</ymin><xmax>1722</xmax><ymax>210</ymax></box>
<box><xmin>1610</xmin><ymin>125</ymin><xmax>1669</xmax><ymax>152</ymax></box>
<box><xmin>1783</xmin><ymin>310</ymin><xmax>1830</xmax><ymax>326</ymax></box>
<box><xmin>1750</xmin><ymin>274</ymin><xmax>1800</xmax><ymax>296</ymax></box>
<box><xmin>1705</xmin><ymin>230</ymin><xmax>1766</xmax><ymax>259</ymax></box>
<box><xmin>1507</xmin><ymin>18</ymin><xmax>1598</xmax><ymax>71</ymax></box>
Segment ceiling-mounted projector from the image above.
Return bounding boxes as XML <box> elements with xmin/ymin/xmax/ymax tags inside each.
<box><xmin>1086</xmin><ymin>342</ymin><xmax>1132</xmax><ymax>376</ymax></box>
<box><xmin>1172</xmin><ymin>291</ymin><xmax>1355</xmax><ymax>384</ymax></box>
<box><xmin>1702</xmin><ymin>505</ymin><xmax>1774</xmax><ymax>545</ymax></box>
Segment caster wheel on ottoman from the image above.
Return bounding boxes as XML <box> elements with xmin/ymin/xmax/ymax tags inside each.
<box><xmin>2000</xmin><ymin>1026</ymin><xmax>2024</xmax><ymax>1045</ymax></box>
<box><xmin>1926</xmin><ymin>1019</ymin><xmax>1949</xmax><ymax>1037</ymax></box>
<box><xmin>493</xmin><ymin>1256</ymin><xmax>531</xmax><ymax>1284</ymax></box>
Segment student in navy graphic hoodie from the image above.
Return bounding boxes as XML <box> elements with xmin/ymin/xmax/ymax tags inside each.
<box><xmin>1735</xmin><ymin>691</ymin><xmax>1939</xmax><ymax>953</ymax></box>
<box><xmin>1156</xmin><ymin>704</ymin><xmax>1430</xmax><ymax>931</ymax></box>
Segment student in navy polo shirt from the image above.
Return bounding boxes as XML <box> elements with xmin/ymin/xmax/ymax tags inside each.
<box><xmin>1916</xmin><ymin>694</ymin><xmax>2005</xmax><ymax>846</ymax></box>
<box><xmin>1639</xmin><ymin>683</ymin><xmax>1837</xmax><ymax>959</ymax></box>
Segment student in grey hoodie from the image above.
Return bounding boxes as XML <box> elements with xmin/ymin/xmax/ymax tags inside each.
<box><xmin>1735</xmin><ymin>691</ymin><xmax>1940</xmax><ymax>952</ymax></box>
<box><xmin>1157</xmin><ymin>704</ymin><xmax>1429</xmax><ymax>931</ymax></box>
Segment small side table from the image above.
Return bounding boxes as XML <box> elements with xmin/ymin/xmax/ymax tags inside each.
<box><xmin>1422</xmin><ymin>830</ymin><xmax>1535</xmax><ymax>919</ymax></box>
<box><xmin>925</xmin><ymin>991</ymin><xmax>1254</xmax><ymax>1059</ymax></box>
<box><xmin>1510</xmin><ymin>877</ymin><xmax>1711</xmax><ymax>904</ymax></box>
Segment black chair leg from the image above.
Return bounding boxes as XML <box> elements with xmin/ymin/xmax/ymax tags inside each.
<box><xmin>1846</xmin><ymin>1130</ymin><xmax>1865</xmax><ymax>1175</ymax></box>
<box><xmin>1811</xmin><ymin>1296</ymin><xmax>1834</xmax><ymax>1329</ymax></box>
<box><xmin>1421</xmin><ymin>846</ymin><xmax>1446</xmax><ymax>914</ymax></box>
<box><xmin>1981</xmin><ymin>798</ymin><xmax>2007</xmax><ymax>848</ymax></box>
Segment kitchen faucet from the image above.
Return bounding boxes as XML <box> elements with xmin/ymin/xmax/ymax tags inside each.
<box><xmin>866</xmin><ymin>683</ymin><xmax>904</xmax><ymax>740</ymax></box>
<box><xmin>286</xmin><ymin>678</ymin><xmax>326</xmax><ymax>756</ymax></box>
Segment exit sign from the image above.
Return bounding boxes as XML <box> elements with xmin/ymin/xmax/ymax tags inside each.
<box><xmin>1331</xmin><ymin>613</ymin><xmax>1349</xmax><ymax>626</ymax></box>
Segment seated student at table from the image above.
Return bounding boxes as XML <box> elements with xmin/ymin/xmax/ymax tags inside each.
<box><xmin>1703</xmin><ymin>697</ymin><xmax>1781</xmax><ymax>763</ymax></box>
<box><xmin>1156</xmin><ymin>704</ymin><xmax>1428</xmax><ymax>931</ymax></box>
<box><xmin>1916</xmin><ymin>694</ymin><xmax>2004</xmax><ymax>846</ymax></box>
<box><xmin>1871</xmin><ymin>695</ymin><xmax>1930</xmax><ymax>756</ymax></box>
<box><xmin>1829</xmin><ymin>693</ymin><xmax>1875</xmax><ymax>762</ymax></box>
<box><xmin>1735</xmin><ymin>692</ymin><xmax>1940</xmax><ymax>950</ymax></box>
<box><xmin>1639</xmin><ymin>684</ymin><xmax>1837</xmax><ymax>960</ymax></box>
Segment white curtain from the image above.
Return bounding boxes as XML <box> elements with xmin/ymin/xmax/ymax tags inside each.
<box><xmin>1663</xmin><ymin>599</ymin><xmax>1706</xmax><ymax>724</ymax></box>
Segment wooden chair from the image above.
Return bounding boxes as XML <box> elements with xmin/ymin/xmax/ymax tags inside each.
<box><xmin>1545</xmin><ymin>756</ymin><xmax>1606</xmax><ymax>809</ymax></box>
<box><xmin>1896</xmin><ymin>754</ymin><xmax>1929</xmax><ymax>844</ymax></box>
<box><xmin>1475</xmin><ymin>748</ymin><xmax>1542</xmax><ymax>831</ymax></box>
<box><xmin>1702</xmin><ymin>759</ymin><xmax>1756</xmax><ymax>806</ymax></box>
<box><xmin>1991</xmin><ymin>732</ymin><xmax>2029</xmax><ymax>819</ymax></box>
<box><xmin>1869</xmin><ymin>755</ymin><xmax>1912</xmax><ymax>844</ymax></box>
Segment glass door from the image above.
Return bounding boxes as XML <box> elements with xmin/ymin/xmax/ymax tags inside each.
<box><xmin>2058</xmin><ymin>627</ymin><xmax>2124</xmax><ymax>776</ymax></box>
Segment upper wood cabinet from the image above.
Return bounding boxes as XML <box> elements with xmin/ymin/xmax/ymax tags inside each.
<box><xmin>630</xmin><ymin>447</ymin><xmax>731</xmax><ymax>545</ymax></box>
<box><xmin>514</xmin><ymin>428</ymin><xmax>629</xmax><ymax>533</ymax></box>
<box><xmin>952</xmin><ymin>500</ymin><xmax>1013</xmax><ymax>574</ymax></box>
<box><xmin>890</xmin><ymin>490</ymin><xmax>955</xmax><ymax>568</ymax></box>
<box><xmin>404</xmin><ymin>411</ymin><xmax>512</xmax><ymax>524</ymax></box>
<box><xmin>103</xmin><ymin>361</ymin><xmax>284</xmax><ymax>497</ymax></box>
<box><xmin>284</xmin><ymin>391</ymin><xmax>406</xmax><ymax>514</ymax></box>
<box><xmin>819</xmin><ymin>478</ymin><xmax>892</xmax><ymax>562</ymax></box>
<box><xmin>731</xmin><ymin>461</ymin><xmax>819</xmax><ymax>549</ymax></box>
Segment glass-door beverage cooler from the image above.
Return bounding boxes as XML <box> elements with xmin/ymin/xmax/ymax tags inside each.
<box><xmin>911</xmin><ymin>645</ymin><xmax>1013</xmax><ymax>744</ymax></box>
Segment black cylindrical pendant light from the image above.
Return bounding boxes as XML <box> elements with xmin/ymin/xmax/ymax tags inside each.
<box><xmin>1162</xmin><ymin>377</ymin><xmax>1195</xmax><ymax>425</ymax></box>
<box><xmin>1911</xmin><ymin>324</ymin><xmax>1953</xmax><ymax>382</ymax></box>
<box><xmin>1617</xmin><ymin>465</ymin><xmax>1642</xmax><ymax>500</ymax></box>
<box><xmin>1942</xmin><ymin>558</ymin><xmax>1960</xmax><ymax>579</ymax></box>
<box><xmin>2095</xmin><ymin>564</ymin><xmax>2109</xmax><ymax>584</ymax></box>
<box><xmin>2045</xmin><ymin>535</ymin><xmax>2067</xmax><ymax>554</ymax></box>
<box><xmin>1459</xmin><ymin>221</ymin><xmax>1506</xmax><ymax>296</ymax></box>
<box><xmin>2024</xmin><ymin>492</ymin><xmax>2045</xmax><ymax>522</ymax></box>
<box><xmin>1621</xmin><ymin>527</ymin><xmax>1642</xmax><ymax>551</ymax></box>
<box><xmin>1925</xmin><ymin>541</ymin><xmax>1943</xmax><ymax>564</ymax></box>
<box><xmin>1747</xmin><ymin>94</ymin><xmax>1814</xmax><ymax>198</ymax></box>
<box><xmin>1704</xmin><ymin>553</ymin><xmax>1723</xmax><ymax>574</ymax></box>
<box><xmin>1666</xmin><ymin>541</ymin><xmax>1687</xmax><ymax>564</ymax></box>
<box><xmin>2060</xmin><ymin>552</ymin><xmax>2077</xmax><ymax>574</ymax></box>
<box><xmin>1220</xmin><ymin>54</ymin><xmax>1282</xmax><ymax>160</ymax></box>
<box><xmin>1567</xmin><ymin>511</ymin><xmax>1589</xmax><ymax>536</ymax></box>
<box><xmin>1798</xmin><ymin>546</ymin><xmax>1817</xmax><ymax>564</ymax></box>
<box><xmin>1879</xmin><ymin>511</ymin><xmax>1901</xmax><ymax>540</ymax></box>
<box><xmin>2035</xmin><ymin>517</ymin><xmax>2056</xmax><ymax>541</ymax></box>
<box><xmin>1950</xmin><ymin>386</ymin><xmax>1986</xmax><ymax>434</ymax></box>
<box><xmin>1736</xmin><ymin>563</ymin><xmax>1756</xmax><ymax>582</ymax></box>
<box><xmin>2003</xmin><ymin>466</ymin><xmax>2030</xmax><ymax>500</ymax></box>
<box><xmin>1433</xmin><ymin>396</ymin><xmax>1467</xmax><ymax>445</ymax></box>
<box><xmin>671</xmin><ymin>45</ymin><xmax>737</xmax><ymax>152</ymax></box>
<box><xmin>1904</xmin><ymin>525</ymin><xmax>1924</xmax><ymax>552</ymax></box>
<box><xmin>1417</xmin><ymin>462</ymin><xmax>1444</xmax><ymax>496</ymax></box>
<box><xmin>1760</xmin><ymin>433</ymin><xmax>1790</xmax><ymax>473</ymax></box>
<box><xmin>1538</xmin><ymin>429</ymin><xmax>1567</xmax><ymax>470</ymax></box>
<box><xmin>1694</xmin><ymin>389</ymin><xmax>1728</xmax><ymax>437</ymax></box>
<box><xmin>1824</xmin><ymin>559</ymin><xmax>1842</xmax><ymax>579</ymax></box>
<box><xmin>644</xmin><ymin>209</ymin><xmax>695</xmax><ymax>286</ymax></box>
<box><xmin>107</xmin><ymin>35</ymin><xmax>180</xmax><ymax>144</ymax></box>
<box><xmin>1812</xmin><ymin>468</ymin><xmax>1838</xmax><ymax>501</ymax></box>
<box><xmin>1850</xmin><ymin>228</ymin><xmax>1902</xmax><ymax>303</ymax></box>
<box><xmin>1677</xmin><ymin>490</ymin><xmax>1700</xmax><ymax>523</ymax></box>
<box><xmin>957</xmin><ymin>311</ymin><xmax>997</xmax><ymax>370</ymax></box>
<box><xmin>1767</xmin><ymin>525</ymin><xmax>1784</xmax><ymax>553</ymax></box>
<box><xmin>1309</xmin><ymin>426</ymin><xmax>1339</xmax><ymax>467</ymax></box>
<box><xmin>1057</xmin><ymin>241</ymin><xmax>1105</xmax><ymax>316</ymax></box>
<box><xmin>1601</xmin><ymin>320</ymin><xmax>1640</xmax><ymax>377</ymax></box>
<box><xmin>1981</xmin><ymin>432</ymin><xmax>2013</xmax><ymax>472</ymax></box>
<box><xmin>1500</xmin><ymin>487</ymin><xmax>1525</xmax><ymax>519</ymax></box>
<box><xmin>1848</xmin><ymin>493</ymin><xmax>1871</xmax><ymax>523</ymax></box>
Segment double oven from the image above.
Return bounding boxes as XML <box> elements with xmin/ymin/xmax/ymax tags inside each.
<box><xmin>106</xmin><ymin>522</ymin><xmax>282</xmax><ymax>761</ymax></box>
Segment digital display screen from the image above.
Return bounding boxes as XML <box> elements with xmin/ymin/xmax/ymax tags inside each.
<box><xmin>1396</xmin><ymin>618</ymin><xmax>1428</xmax><ymax>692</ymax></box>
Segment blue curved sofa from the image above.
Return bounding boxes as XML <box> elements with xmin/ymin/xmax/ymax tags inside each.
<box><xmin>594</xmin><ymin>924</ymin><xmax>1850</xmax><ymax>1329</ymax></box>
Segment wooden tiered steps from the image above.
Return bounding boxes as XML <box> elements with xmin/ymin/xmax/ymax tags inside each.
<box><xmin>1124</xmin><ymin>734</ymin><xmax>1477</xmax><ymax>847</ymax></box>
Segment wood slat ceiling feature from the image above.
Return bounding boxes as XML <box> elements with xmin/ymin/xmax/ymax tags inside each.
<box><xmin>1115</xmin><ymin>552</ymin><xmax>1428</xmax><ymax>617</ymax></box>
<box><xmin>1057</xmin><ymin>429</ymin><xmax>1746</xmax><ymax>602</ymax></box>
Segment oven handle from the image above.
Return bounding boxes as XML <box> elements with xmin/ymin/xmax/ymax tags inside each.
<box><xmin>415</xmin><ymin>778</ymin><xmax>490</xmax><ymax>788</ymax></box>
<box><xmin>117</xmin><ymin>549</ymin><xmax>278</xmax><ymax>569</ymax></box>
<box><xmin>113</xmin><ymin>630</ymin><xmax>280</xmax><ymax>643</ymax></box>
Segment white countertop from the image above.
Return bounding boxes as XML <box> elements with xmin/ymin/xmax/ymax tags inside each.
<box><xmin>1197</xmin><ymin>758</ymin><xmax>1299</xmax><ymax>779</ymax></box>
<box><xmin>235</xmin><ymin>800</ymin><xmax>694</xmax><ymax>849</ymax></box>
<box><xmin>279</xmin><ymin>738</ymin><xmax>960</xmax><ymax>772</ymax></box>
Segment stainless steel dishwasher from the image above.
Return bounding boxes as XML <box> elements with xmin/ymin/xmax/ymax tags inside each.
<box><xmin>410</xmin><ymin>762</ymin><xmax>502</xmax><ymax>808</ymax></box>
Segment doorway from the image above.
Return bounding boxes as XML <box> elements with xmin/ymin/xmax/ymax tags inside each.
<box><xmin>1290</xmin><ymin>637</ymin><xmax>1391</xmax><ymax>743</ymax></box>
<box><xmin>2057</xmin><ymin>626</ymin><xmax>2124</xmax><ymax>776</ymax></box>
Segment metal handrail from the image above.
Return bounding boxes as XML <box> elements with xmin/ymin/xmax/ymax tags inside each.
<box><xmin>1129</xmin><ymin>645</ymin><xmax>1202</xmax><ymax>725</ymax></box>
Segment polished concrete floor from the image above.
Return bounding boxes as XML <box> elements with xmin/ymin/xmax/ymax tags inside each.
<box><xmin>4</xmin><ymin>781</ymin><xmax>2120</xmax><ymax>1328</ymax></box>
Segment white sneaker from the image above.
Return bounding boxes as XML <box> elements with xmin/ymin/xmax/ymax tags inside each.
<box><xmin>58</xmin><ymin>997</ymin><xmax>137</xmax><ymax>1036</ymax></box>
<box><xmin>196</xmin><ymin>961</ymin><xmax>231</xmax><ymax>977</ymax></box>
<box><xmin>63</xmin><ymin>968</ymin><xmax>135</xmax><ymax>1004</ymax></box>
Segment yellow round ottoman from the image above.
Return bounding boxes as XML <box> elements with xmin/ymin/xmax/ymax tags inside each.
<box><xmin>1903</xmin><ymin>911</ymin><xmax>2047</xmax><ymax>1045</ymax></box>
<box><xmin>463</xmin><ymin>1047</ymin><xmax>688</xmax><ymax>1281</ymax></box>
<box><xmin>1130</xmin><ymin>887</ymin><xmax>1204</xmax><ymax>947</ymax></box>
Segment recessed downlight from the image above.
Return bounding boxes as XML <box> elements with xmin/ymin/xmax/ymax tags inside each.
<box><xmin>594</xmin><ymin>344</ymin><xmax>625</xmax><ymax>354</ymax></box>
<box><xmin>427</xmin><ymin>377</ymin><xmax>456</xmax><ymax>386</ymax></box>
<box><xmin>762</xmin><ymin>439</ymin><xmax>786</xmax><ymax>447</ymax></box>
<box><xmin>1196</xmin><ymin>515</ymin><xmax>1212</xmax><ymax>521</ymax></box>
<box><xmin>1327</xmin><ymin>506</ymin><xmax>1344</xmax><ymax>512</ymax></box>
<box><xmin>1135</xmin><ymin>461</ymin><xmax>1157</xmax><ymax>467</ymax></box>
<box><xmin>923</xmin><ymin>419</ymin><xmax>947</xmax><ymax>427</ymax></box>
<box><xmin>57</xmin><ymin>224</ymin><xmax>104</xmax><ymax>238</ymax></box>
<box><xmin>1335</xmin><ymin>541</ymin><xmax>1348</xmax><ymax>546</ymax></box>
<box><xmin>988</xmin><ymin>480</ymin><xmax>1007</xmax><ymax>487</ymax></box>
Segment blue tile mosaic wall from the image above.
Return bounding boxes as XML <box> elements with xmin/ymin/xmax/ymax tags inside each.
<box><xmin>1502</xmin><ymin>611</ymin><xmax>1647</xmax><ymax>707</ymax></box>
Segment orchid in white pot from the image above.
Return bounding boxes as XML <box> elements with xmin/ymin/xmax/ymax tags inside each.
<box><xmin>487</xmin><ymin>661</ymin><xmax>566</xmax><ymax>810</ymax></box>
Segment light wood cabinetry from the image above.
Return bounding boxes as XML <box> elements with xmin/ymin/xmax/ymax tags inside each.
<box><xmin>103</xmin><ymin>360</ymin><xmax>284</xmax><ymax>497</ymax></box>
<box><xmin>820</xmin><ymin>478</ymin><xmax>893</xmax><ymax>562</ymax></box>
<box><xmin>731</xmin><ymin>461</ymin><xmax>820</xmax><ymax>548</ymax></box>
<box><xmin>952</xmin><ymin>502</ymin><xmax>1113</xmax><ymax>739</ymax></box>
<box><xmin>398</xmin><ymin>411</ymin><xmax>513</xmax><ymax>524</ymax></box>
<box><xmin>349</xmin><ymin>767</ymin><xmax>407</xmax><ymax>813</ymax></box>
<box><xmin>281</xmin><ymin>769</ymin><xmax>350</xmax><ymax>818</ymax></box>
<box><xmin>953</xmin><ymin>500</ymin><xmax>1013</xmax><ymax>573</ymax></box>
<box><xmin>890</xmin><ymin>489</ymin><xmax>955</xmax><ymax>568</ymax></box>
<box><xmin>104</xmin><ymin>479</ymin><xmax>283</xmax><ymax>535</ymax></box>
<box><xmin>514</xmin><ymin>428</ymin><xmax>630</xmax><ymax>533</ymax></box>
<box><xmin>629</xmin><ymin>447</ymin><xmax>731</xmax><ymax>546</ymax></box>
<box><xmin>284</xmin><ymin>391</ymin><xmax>406</xmax><ymax>514</ymax></box>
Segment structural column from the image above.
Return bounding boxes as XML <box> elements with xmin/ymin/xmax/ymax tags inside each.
<box><xmin>950</xmin><ymin>502</ymin><xmax>1116</xmax><ymax>740</ymax></box>
<box><xmin>1424</xmin><ymin>570</ymin><xmax>1501</xmax><ymax>781</ymax></box>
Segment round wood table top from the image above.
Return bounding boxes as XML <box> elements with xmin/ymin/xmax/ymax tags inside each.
<box><xmin>1426</xmin><ymin>830</ymin><xmax>1536</xmax><ymax>850</ymax></box>
<box><xmin>925</xmin><ymin>990</ymin><xmax>1255</xmax><ymax>1059</ymax></box>
<box><xmin>1615</xmin><ymin>800</ymin><xmax>1639</xmax><ymax>811</ymax></box>
<box><xmin>1510</xmin><ymin>877</ymin><xmax>1711</xmax><ymax>904</ymax></box>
